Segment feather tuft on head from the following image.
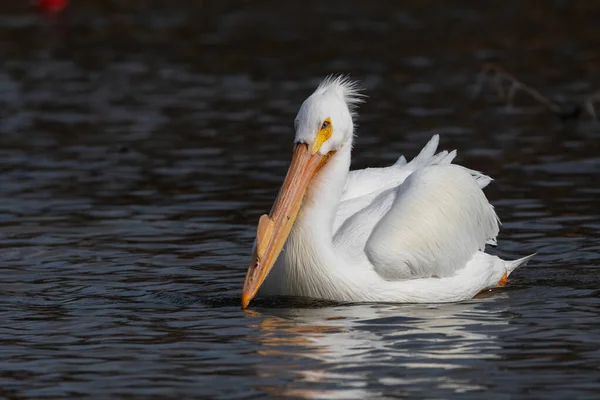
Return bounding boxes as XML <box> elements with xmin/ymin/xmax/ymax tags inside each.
<box><xmin>315</xmin><ymin>75</ymin><xmax>366</xmax><ymax>117</ymax></box>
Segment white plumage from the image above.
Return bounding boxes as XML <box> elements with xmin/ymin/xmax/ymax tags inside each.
<box><xmin>247</xmin><ymin>76</ymin><xmax>534</xmax><ymax>305</ymax></box>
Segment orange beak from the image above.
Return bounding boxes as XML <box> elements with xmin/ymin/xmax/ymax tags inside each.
<box><xmin>241</xmin><ymin>143</ymin><xmax>329</xmax><ymax>308</ymax></box>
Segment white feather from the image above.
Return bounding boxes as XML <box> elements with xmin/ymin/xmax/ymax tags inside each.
<box><xmin>363</xmin><ymin>165</ymin><xmax>499</xmax><ymax>280</ymax></box>
<box><xmin>315</xmin><ymin>75</ymin><xmax>365</xmax><ymax>117</ymax></box>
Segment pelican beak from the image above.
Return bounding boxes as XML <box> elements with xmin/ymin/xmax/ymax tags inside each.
<box><xmin>242</xmin><ymin>143</ymin><xmax>329</xmax><ymax>308</ymax></box>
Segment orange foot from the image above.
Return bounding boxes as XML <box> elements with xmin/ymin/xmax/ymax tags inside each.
<box><xmin>497</xmin><ymin>272</ymin><xmax>508</xmax><ymax>287</ymax></box>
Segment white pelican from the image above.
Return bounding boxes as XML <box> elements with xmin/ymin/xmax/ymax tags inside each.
<box><xmin>241</xmin><ymin>76</ymin><xmax>534</xmax><ymax>308</ymax></box>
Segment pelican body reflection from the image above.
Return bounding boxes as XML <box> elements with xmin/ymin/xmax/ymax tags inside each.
<box><xmin>245</xmin><ymin>294</ymin><xmax>512</xmax><ymax>398</ymax></box>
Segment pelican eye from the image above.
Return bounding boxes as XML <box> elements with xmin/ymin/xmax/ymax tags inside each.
<box><xmin>311</xmin><ymin>118</ymin><xmax>333</xmax><ymax>154</ymax></box>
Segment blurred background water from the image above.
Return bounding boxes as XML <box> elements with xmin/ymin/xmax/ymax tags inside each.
<box><xmin>0</xmin><ymin>1</ymin><xmax>599</xmax><ymax>399</ymax></box>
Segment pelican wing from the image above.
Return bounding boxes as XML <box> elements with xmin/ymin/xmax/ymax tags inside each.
<box><xmin>335</xmin><ymin>135</ymin><xmax>492</xmax><ymax>233</ymax></box>
<box><xmin>365</xmin><ymin>164</ymin><xmax>499</xmax><ymax>279</ymax></box>
<box><xmin>341</xmin><ymin>135</ymin><xmax>492</xmax><ymax>202</ymax></box>
<box><xmin>334</xmin><ymin>137</ymin><xmax>500</xmax><ymax>280</ymax></box>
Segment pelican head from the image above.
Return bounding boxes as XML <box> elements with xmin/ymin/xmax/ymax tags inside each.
<box><xmin>294</xmin><ymin>76</ymin><xmax>362</xmax><ymax>153</ymax></box>
<box><xmin>241</xmin><ymin>76</ymin><xmax>364</xmax><ymax>308</ymax></box>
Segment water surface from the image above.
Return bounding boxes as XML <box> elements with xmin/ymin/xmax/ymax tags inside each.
<box><xmin>1</xmin><ymin>1</ymin><xmax>599</xmax><ymax>398</ymax></box>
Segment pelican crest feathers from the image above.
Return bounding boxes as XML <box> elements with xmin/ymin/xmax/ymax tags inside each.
<box><xmin>316</xmin><ymin>75</ymin><xmax>366</xmax><ymax>117</ymax></box>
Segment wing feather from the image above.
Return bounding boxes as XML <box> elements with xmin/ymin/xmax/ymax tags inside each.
<box><xmin>364</xmin><ymin>164</ymin><xmax>500</xmax><ymax>280</ymax></box>
<box><xmin>341</xmin><ymin>135</ymin><xmax>448</xmax><ymax>202</ymax></box>
<box><xmin>341</xmin><ymin>135</ymin><xmax>493</xmax><ymax>204</ymax></box>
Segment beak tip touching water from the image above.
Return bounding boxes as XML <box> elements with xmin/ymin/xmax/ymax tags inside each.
<box><xmin>241</xmin><ymin>249</ymin><xmax>260</xmax><ymax>308</ymax></box>
<box><xmin>241</xmin><ymin>293</ymin><xmax>251</xmax><ymax>309</ymax></box>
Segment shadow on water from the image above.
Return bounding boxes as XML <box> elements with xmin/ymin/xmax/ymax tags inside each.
<box><xmin>150</xmin><ymin>291</ymin><xmax>344</xmax><ymax>308</ymax></box>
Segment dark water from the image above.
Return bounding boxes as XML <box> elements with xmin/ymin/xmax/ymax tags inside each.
<box><xmin>1</xmin><ymin>1</ymin><xmax>600</xmax><ymax>398</ymax></box>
